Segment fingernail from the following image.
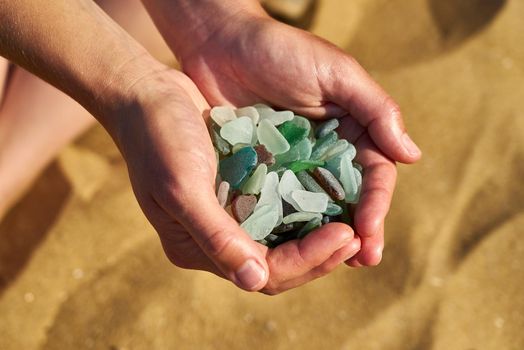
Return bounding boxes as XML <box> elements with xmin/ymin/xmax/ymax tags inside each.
<box><xmin>235</xmin><ymin>259</ymin><xmax>266</xmax><ymax>291</ymax></box>
<box><xmin>401</xmin><ymin>133</ymin><xmax>421</xmax><ymax>157</ymax></box>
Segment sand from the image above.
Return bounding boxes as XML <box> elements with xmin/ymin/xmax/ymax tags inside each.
<box><xmin>1</xmin><ymin>0</ymin><xmax>523</xmax><ymax>349</ymax></box>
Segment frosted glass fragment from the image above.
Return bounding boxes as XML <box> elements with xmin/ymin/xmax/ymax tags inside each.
<box><xmin>278</xmin><ymin>170</ymin><xmax>304</xmax><ymax>211</ymax></box>
<box><xmin>210</xmin><ymin>106</ymin><xmax>236</xmax><ymax>126</ymax></box>
<box><xmin>315</xmin><ymin>118</ymin><xmax>339</xmax><ymax>138</ymax></box>
<box><xmin>257</xmin><ymin>119</ymin><xmax>290</xmax><ymax>155</ymax></box>
<box><xmin>241</xmin><ymin>163</ymin><xmax>267</xmax><ymax>195</ymax></box>
<box><xmin>241</xmin><ymin>204</ymin><xmax>279</xmax><ymax>240</ymax></box>
<box><xmin>291</xmin><ymin>190</ymin><xmax>329</xmax><ymax>212</ymax></box>
<box><xmin>235</xmin><ymin>106</ymin><xmax>260</xmax><ymax>125</ymax></box>
<box><xmin>283</xmin><ymin>211</ymin><xmax>322</xmax><ymax>224</ymax></box>
<box><xmin>220</xmin><ymin>117</ymin><xmax>253</xmax><ymax>146</ymax></box>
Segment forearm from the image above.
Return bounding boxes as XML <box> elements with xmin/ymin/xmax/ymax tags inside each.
<box><xmin>0</xmin><ymin>0</ymin><xmax>162</xmax><ymax>129</ymax></box>
<box><xmin>141</xmin><ymin>0</ymin><xmax>267</xmax><ymax>59</ymax></box>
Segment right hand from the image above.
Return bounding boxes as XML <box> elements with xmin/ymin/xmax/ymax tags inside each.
<box><xmin>114</xmin><ymin>67</ymin><xmax>361</xmax><ymax>294</ymax></box>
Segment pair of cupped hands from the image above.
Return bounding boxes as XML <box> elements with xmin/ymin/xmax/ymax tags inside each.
<box><xmin>118</xmin><ymin>11</ymin><xmax>421</xmax><ymax>295</ymax></box>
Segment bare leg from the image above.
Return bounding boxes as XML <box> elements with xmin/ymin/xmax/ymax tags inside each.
<box><xmin>0</xmin><ymin>0</ymin><xmax>172</xmax><ymax>219</ymax></box>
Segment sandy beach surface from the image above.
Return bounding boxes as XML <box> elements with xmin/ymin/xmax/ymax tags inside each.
<box><xmin>1</xmin><ymin>0</ymin><xmax>523</xmax><ymax>349</ymax></box>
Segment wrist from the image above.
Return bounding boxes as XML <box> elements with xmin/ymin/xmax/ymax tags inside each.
<box><xmin>142</xmin><ymin>0</ymin><xmax>268</xmax><ymax>60</ymax></box>
<box><xmin>91</xmin><ymin>52</ymin><xmax>169</xmax><ymax>139</ymax></box>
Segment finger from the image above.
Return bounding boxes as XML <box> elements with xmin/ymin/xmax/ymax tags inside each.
<box><xmin>346</xmin><ymin>231</ymin><xmax>383</xmax><ymax>267</ymax></box>
<box><xmin>263</xmin><ymin>223</ymin><xmax>354</xmax><ymax>290</ymax></box>
<box><xmin>321</xmin><ymin>53</ymin><xmax>421</xmax><ymax>163</ymax></box>
<box><xmin>262</xmin><ymin>236</ymin><xmax>361</xmax><ymax>295</ymax></box>
<box><xmin>351</xmin><ymin>134</ymin><xmax>396</xmax><ymax>266</ymax></box>
<box><xmin>160</xmin><ymin>185</ymin><xmax>270</xmax><ymax>292</ymax></box>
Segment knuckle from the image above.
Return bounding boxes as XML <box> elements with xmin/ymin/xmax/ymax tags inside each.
<box><xmin>201</xmin><ymin>228</ymin><xmax>235</xmax><ymax>259</ymax></box>
<box><xmin>383</xmin><ymin>96</ymin><xmax>402</xmax><ymax>119</ymax></box>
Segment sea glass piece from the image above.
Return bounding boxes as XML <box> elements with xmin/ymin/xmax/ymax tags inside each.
<box><xmin>241</xmin><ymin>204</ymin><xmax>279</xmax><ymax>240</ymax></box>
<box><xmin>219</xmin><ymin>146</ymin><xmax>257</xmax><ymax>189</ymax></box>
<box><xmin>296</xmin><ymin>171</ymin><xmax>330</xmax><ymax>197</ymax></box>
<box><xmin>288</xmin><ymin>159</ymin><xmax>324</xmax><ymax>173</ymax></box>
<box><xmin>323</xmin><ymin>202</ymin><xmax>343</xmax><ymax>216</ymax></box>
<box><xmin>310</xmin><ymin>131</ymin><xmax>338</xmax><ymax>160</ymax></box>
<box><xmin>210</xmin><ymin>106</ymin><xmax>236</xmax><ymax>126</ymax></box>
<box><xmin>211</xmin><ymin>128</ymin><xmax>230</xmax><ymax>155</ymax></box>
<box><xmin>324</xmin><ymin>146</ymin><xmax>355</xmax><ymax>178</ymax></box>
<box><xmin>291</xmin><ymin>190</ymin><xmax>329</xmax><ymax>212</ymax></box>
<box><xmin>220</xmin><ymin>117</ymin><xmax>253</xmax><ymax>146</ymax></box>
<box><xmin>257</xmin><ymin>119</ymin><xmax>290</xmax><ymax>155</ymax></box>
<box><xmin>235</xmin><ymin>106</ymin><xmax>260</xmax><ymax>125</ymax></box>
<box><xmin>312</xmin><ymin>167</ymin><xmax>345</xmax><ymax>201</ymax></box>
<box><xmin>297</xmin><ymin>217</ymin><xmax>322</xmax><ymax>238</ymax></box>
<box><xmin>278</xmin><ymin>170</ymin><xmax>304</xmax><ymax>211</ymax></box>
<box><xmin>232</xmin><ymin>143</ymin><xmax>251</xmax><ymax>154</ymax></box>
<box><xmin>282</xmin><ymin>212</ymin><xmax>322</xmax><ymax>224</ymax></box>
<box><xmin>241</xmin><ymin>163</ymin><xmax>267</xmax><ymax>195</ymax></box>
<box><xmin>339</xmin><ymin>153</ymin><xmax>358</xmax><ymax>203</ymax></box>
<box><xmin>277</xmin><ymin>116</ymin><xmax>310</xmax><ymax>147</ymax></box>
<box><xmin>275</xmin><ymin>138</ymin><xmax>312</xmax><ymax>165</ymax></box>
<box><xmin>216</xmin><ymin>181</ymin><xmax>230</xmax><ymax>207</ymax></box>
<box><xmin>232</xmin><ymin>195</ymin><xmax>257</xmax><ymax>223</ymax></box>
<box><xmin>315</xmin><ymin>118</ymin><xmax>339</xmax><ymax>138</ymax></box>
<box><xmin>259</xmin><ymin>110</ymin><xmax>294</xmax><ymax>126</ymax></box>
<box><xmin>255</xmin><ymin>172</ymin><xmax>283</xmax><ymax>225</ymax></box>
<box><xmin>346</xmin><ymin>166</ymin><xmax>362</xmax><ymax>204</ymax></box>
<box><xmin>319</xmin><ymin>139</ymin><xmax>349</xmax><ymax>161</ymax></box>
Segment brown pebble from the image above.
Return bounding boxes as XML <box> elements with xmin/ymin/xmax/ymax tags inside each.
<box><xmin>254</xmin><ymin>144</ymin><xmax>275</xmax><ymax>166</ymax></box>
<box><xmin>312</xmin><ymin>167</ymin><xmax>345</xmax><ymax>201</ymax></box>
<box><xmin>231</xmin><ymin>195</ymin><xmax>257</xmax><ymax>223</ymax></box>
<box><xmin>217</xmin><ymin>181</ymin><xmax>230</xmax><ymax>207</ymax></box>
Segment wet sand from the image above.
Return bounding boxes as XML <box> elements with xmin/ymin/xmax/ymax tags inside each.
<box><xmin>1</xmin><ymin>0</ymin><xmax>523</xmax><ymax>349</ymax></box>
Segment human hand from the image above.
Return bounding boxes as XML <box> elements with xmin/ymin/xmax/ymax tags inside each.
<box><xmin>115</xmin><ymin>68</ymin><xmax>360</xmax><ymax>293</ymax></box>
<box><xmin>166</xmin><ymin>9</ymin><xmax>421</xmax><ymax>266</ymax></box>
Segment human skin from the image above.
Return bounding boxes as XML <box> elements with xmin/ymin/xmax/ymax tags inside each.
<box><xmin>0</xmin><ymin>0</ymin><xmax>171</xmax><ymax>219</ymax></box>
<box><xmin>0</xmin><ymin>0</ymin><xmax>419</xmax><ymax>294</ymax></box>
<box><xmin>0</xmin><ymin>0</ymin><xmax>363</xmax><ymax>294</ymax></box>
<box><xmin>142</xmin><ymin>0</ymin><xmax>422</xmax><ymax>271</ymax></box>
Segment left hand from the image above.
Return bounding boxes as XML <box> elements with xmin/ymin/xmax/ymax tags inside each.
<box><xmin>171</xmin><ymin>11</ymin><xmax>420</xmax><ymax>267</ymax></box>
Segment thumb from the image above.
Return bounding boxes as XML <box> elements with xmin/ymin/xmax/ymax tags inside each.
<box><xmin>174</xmin><ymin>187</ymin><xmax>269</xmax><ymax>291</ymax></box>
<box><xmin>323</xmin><ymin>54</ymin><xmax>422</xmax><ymax>163</ymax></box>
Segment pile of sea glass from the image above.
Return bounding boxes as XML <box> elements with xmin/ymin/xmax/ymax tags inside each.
<box><xmin>211</xmin><ymin>104</ymin><xmax>362</xmax><ymax>247</ymax></box>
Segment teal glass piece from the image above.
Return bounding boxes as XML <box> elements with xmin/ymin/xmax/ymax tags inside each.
<box><xmin>277</xmin><ymin>116</ymin><xmax>311</xmax><ymax>147</ymax></box>
<box><xmin>288</xmin><ymin>159</ymin><xmax>324</xmax><ymax>173</ymax></box>
<box><xmin>219</xmin><ymin>146</ymin><xmax>257</xmax><ymax>189</ymax></box>
<box><xmin>310</xmin><ymin>131</ymin><xmax>338</xmax><ymax>160</ymax></box>
<box><xmin>323</xmin><ymin>202</ymin><xmax>343</xmax><ymax>216</ymax></box>
<box><xmin>315</xmin><ymin>118</ymin><xmax>339</xmax><ymax>139</ymax></box>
